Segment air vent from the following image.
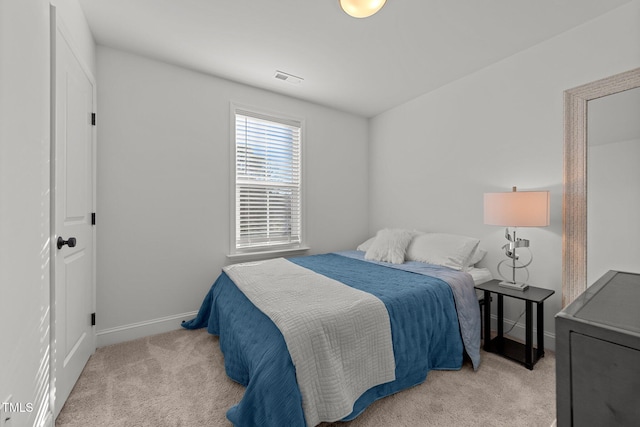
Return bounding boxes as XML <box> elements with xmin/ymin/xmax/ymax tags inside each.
<box><xmin>274</xmin><ymin>70</ymin><xmax>303</xmax><ymax>85</ymax></box>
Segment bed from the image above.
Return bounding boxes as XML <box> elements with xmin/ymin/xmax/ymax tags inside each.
<box><xmin>183</xmin><ymin>231</ymin><xmax>487</xmax><ymax>426</ymax></box>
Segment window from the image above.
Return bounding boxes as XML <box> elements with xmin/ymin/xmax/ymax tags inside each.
<box><xmin>232</xmin><ymin>106</ymin><xmax>303</xmax><ymax>253</ymax></box>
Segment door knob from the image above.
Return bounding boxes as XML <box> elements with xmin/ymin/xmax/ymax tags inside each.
<box><xmin>57</xmin><ymin>236</ymin><xmax>77</xmax><ymax>250</ymax></box>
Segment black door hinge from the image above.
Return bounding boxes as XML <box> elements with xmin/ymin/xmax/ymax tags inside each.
<box><xmin>91</xmin><ymin>212</ymin><xmax>96</xmax><ymax>225</ymax></box>
<box><xmin>91</xmin><ymin>312</ymin><xmax>96</xmax><ymax>326</ymax></box>
<box><xmin>91</xmin><ymin>113</ymin><xmax>96</xmax><ymax>126</ymax></box>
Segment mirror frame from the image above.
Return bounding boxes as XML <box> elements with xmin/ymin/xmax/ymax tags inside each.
<box><xmin>563</xmin><ymin>67</ymin><xmax>640</xmax><ymax>307</ymax></box>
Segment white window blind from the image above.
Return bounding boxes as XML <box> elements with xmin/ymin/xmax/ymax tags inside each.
<box><xmin>234</xmin><ymin>110</ymin><xmax>302</xmax><ymax>251</ymax></box>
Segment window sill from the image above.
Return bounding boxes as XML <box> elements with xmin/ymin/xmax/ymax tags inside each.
<box><xmin>227</xmin><ymin>246</ymin><xmax>311</xmax><ymax>262</ymax></box>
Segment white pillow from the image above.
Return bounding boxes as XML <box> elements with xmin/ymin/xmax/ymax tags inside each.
<box><xmin>364</xmin><ymin>229</ymin><xmax>413</xmax><ymax>264</ymax></box>
<box><xmin>406</xmin><ymin>233</ymin><xmax>480</xmax><ymax>271</ymax></box>
<box><xmin>356</xmin><ymin>236</ymin><xmax>376</xmax><ymax>252</ymax></box>
<box><xmin>466</xmin><ymin>247</ymin><xmax>487</xmax><ymax>268</ymax></box>
<box><xmin>357</xmin><ymin>229</ymin><xmax>424</xmax><ymax>252</ymax></box>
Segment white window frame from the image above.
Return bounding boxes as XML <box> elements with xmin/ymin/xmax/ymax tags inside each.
<box><xmin>229</xmin><ymin>102</ymin><xmax>307</xmax><ymax>259</ymax></box>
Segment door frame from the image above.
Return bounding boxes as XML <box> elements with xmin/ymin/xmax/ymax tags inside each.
<box><xmin>49</xmin><ymin>5</ymin><xmax>97</xmax><ymax>418</ymax></box>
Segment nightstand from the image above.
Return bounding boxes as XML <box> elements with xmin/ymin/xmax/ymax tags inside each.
<box><xmin>475</xmin><ymin>279</ymin><xmax>555</xmax><ymax>370</ymax></box>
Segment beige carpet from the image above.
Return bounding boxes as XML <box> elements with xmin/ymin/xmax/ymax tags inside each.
<box><xmin>56</xmin><ymin>328</ymin><xmax>556</xmax><ymax>427</ymax></box>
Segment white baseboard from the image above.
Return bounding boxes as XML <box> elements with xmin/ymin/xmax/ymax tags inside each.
<box><xmin>487</xmin><ymin>314</ymin><xmax>556</xmax><ymax>352</ymax></box>
<box><xmin>96</xmin><ymin>311</ymin><xmax>199</xmax><ymax>347</ymax></box>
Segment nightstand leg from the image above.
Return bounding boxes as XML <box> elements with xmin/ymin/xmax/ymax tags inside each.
<box><xmin>497</xmin><ymin>294</ymin><xmax>504</xmax><ymax>354</ymax></box>
<box><xmin>483</xmin><ymin>290</ymin><xmax>491</xmax><ymax>351</ymax></box>
<box><xmin>525</xmin><ymin>301</ymin><xmax>533</xmax><ymax>369</ymax></box>
<box><xmin>537</xmin><ymin>301</ymin><xmax>545</xmax><ymax>360</ymax></box>
<box><xmin>497</xmin><ymin>294</ymin><xmax>504</xmax><ymax>338</ymax></box>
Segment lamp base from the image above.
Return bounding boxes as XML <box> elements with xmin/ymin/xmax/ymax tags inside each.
<box><xmin>498</xmin><ymin>281</ymin><xmax>529</xmax><ymax>291</ymax></box>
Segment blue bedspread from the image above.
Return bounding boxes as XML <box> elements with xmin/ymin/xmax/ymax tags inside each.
<box><xmin>183</xmin><ymin>253</ymin><xmax>473</xmax><ymax>426</ymax></box>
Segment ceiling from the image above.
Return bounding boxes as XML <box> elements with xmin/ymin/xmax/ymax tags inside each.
<box><xmin>78</xmin><ymin>0</ymin><xmax>630</xmax><ymax>118</ymax></box>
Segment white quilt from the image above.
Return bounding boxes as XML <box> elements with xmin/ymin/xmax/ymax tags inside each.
<box><xmin>224</xmin><ymin>258</ymin><xmax>396</xmax><ymax>425</ymax></box>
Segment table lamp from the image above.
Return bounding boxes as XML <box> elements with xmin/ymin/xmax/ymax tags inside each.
<box><xmin>484</xmin><ymin>186</ymin><xmax>550</xmax><ymax>291</ymax></box>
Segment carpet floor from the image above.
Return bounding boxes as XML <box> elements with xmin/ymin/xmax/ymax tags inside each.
<box><xmin>56</xmin><ymin>328</ymin><xmax>556</xmax><ymax>427</ymax></box>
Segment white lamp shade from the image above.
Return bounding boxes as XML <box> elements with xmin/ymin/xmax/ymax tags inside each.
<box><xmin>339</xmin><ymin>0</ymin><xmax>387</xmax><ymax>18</ymax></box>
<box><xmin>484</xmin><ymin>190</ymin><xmax>550</xmax><ymax>227</ymax></box>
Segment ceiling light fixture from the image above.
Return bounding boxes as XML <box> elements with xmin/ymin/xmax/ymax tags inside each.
<box><xmin>339</xmin><ymin>0</ymin><xmax>387</xmax><ymax>18</ymax></box>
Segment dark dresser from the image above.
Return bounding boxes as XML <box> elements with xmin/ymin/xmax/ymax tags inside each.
<box><xmin>555</xmin><ymin>270</ymin><xmax>640</xmax><ymax>426</ymax></box>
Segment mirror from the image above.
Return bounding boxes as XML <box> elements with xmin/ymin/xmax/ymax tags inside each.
<box><xmin>563</xmin><ymin>67</ymin><xmax>640</xmax><ymax>307</ymax></box>
<box><xmin>587</xmin><ymin>86</ymin><xmax>640</xmax><ymax>285</ymax></box>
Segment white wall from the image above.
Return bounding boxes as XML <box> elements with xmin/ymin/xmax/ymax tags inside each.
<box><xmin>95</xmin><ymin>46</ymin><xmax>369</xmax><ymax>345</ymax></box>
<box><xmin>369</xmin><ymin>1</ymin><xmax>640</xmax><ymax>347</ymax></box>
<box><xmin>0</xmin><ymin>1</ymin><xmax>51</xmax><ymax>425</ymax></box>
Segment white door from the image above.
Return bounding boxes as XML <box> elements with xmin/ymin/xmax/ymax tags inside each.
<box><xmin>52</xmin><ymin>19</ymin><xmax>96</xmax><ymax>418</ymax></box>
